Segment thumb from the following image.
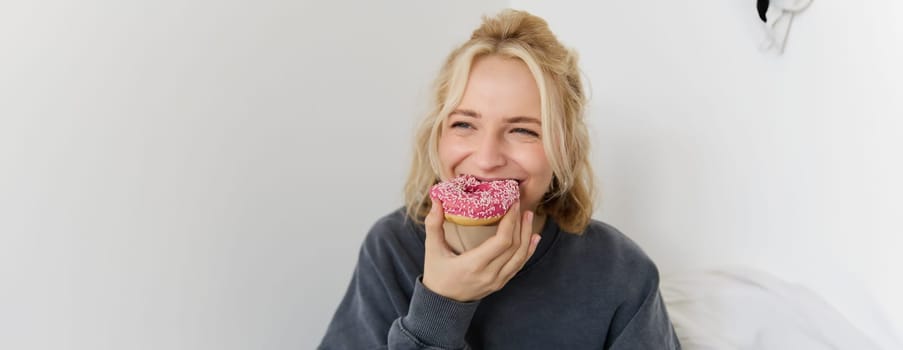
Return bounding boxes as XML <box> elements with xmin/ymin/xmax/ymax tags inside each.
<box><xmin>425</xmin><ymin>198</ymin><xmax>453</xmax><ymax>255</ymax></box>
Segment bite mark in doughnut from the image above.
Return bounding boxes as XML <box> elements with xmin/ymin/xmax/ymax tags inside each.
<box><xmin>429</xmin><ymin>174</ymin><xmax>520</xmax><ymax>226</ymax></box>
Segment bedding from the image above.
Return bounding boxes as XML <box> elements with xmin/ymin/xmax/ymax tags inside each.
<box><xmin>660</xmin><ymin>267</ymin><xmax>901</xmax><ymax>350</ymax></box>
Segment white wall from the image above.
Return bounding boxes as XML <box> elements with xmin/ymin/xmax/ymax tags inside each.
<box><xmin>513</xmin><ymin>0</ymin><xmax>903</xmax><ymax>344</ymax></box>
<box><xmin>1</xmin><ymin>0</ymin><xmax>505</xmax><ymax>349</ymax></box>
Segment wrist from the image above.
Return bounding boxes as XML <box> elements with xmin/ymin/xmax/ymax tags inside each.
<box><xmin>402</xmin><ymin>275</ymin><xmax>480</xmax><ymax>348</ymax></box>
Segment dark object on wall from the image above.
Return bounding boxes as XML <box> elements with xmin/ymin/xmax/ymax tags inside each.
<box><xmin>758</xmin><ymin>0</ymin><xmax>770</xmax><ymax>22</ymax></box>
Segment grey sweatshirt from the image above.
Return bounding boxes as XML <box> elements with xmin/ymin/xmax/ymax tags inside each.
<box><xmin>319</xmin><ymin>208</ymin><xmax>680</xmax><ymax>349</ymax></box>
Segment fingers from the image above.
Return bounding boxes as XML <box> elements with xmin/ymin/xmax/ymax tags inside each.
<box><xmin>485</xmin><ymin>207</ymin><xmax>523</xmax><ymax>272</ymax></box>
<box><xmin>497</xmin><ymin>211</ymin><xmax>540</xmax><ymax>283</ymax></box>
<box><xmin>528</xmin><ymin>234</ymin><xmax>540</xmax><ymax>256</ymax></box>
<box><xmin>425</xmin><ymin>200</ymin><xmax>540</xmax><ymax>301</ymax></box>
<box><xmin>424</xmin><ymin>198</ymin><xmax>452</xmax><ymax>256</ymax></box>
<box><xmin>465</xmin><ymin>201</ymin><xmax>520</xmax><ymax>266</ymax></box>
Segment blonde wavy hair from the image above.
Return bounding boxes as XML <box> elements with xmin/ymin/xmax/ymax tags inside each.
<box><xmin>404</xmin><ymin>9</ymin><xmax>596</xmax><ymax>234</ymax></box>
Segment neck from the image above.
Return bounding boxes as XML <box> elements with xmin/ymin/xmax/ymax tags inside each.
<box><xmin>532</xmin><ymin>213</ymin><xmax>547</xmax><ymax>234</ymax></box>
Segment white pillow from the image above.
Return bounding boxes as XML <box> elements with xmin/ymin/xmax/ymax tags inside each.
<box><xmin>660</xmin><ymin>267</ymin><xmax>895</xmax><ymax>350</ymax></box>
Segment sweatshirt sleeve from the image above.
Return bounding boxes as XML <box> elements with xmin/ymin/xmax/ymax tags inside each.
<box><xmin>607</xmin><ymin>275</ymin><xmax>681</xmax><ymax>350</ymax></box>
<box><xmin>319</xmin><ymin>217</ymin><xmax>479</xmax><ymax>349</ymax></box>
<box><xmin>388</xmin><ymin>277</ymin><xmax>480</xmax><ymax>349</ymax></box>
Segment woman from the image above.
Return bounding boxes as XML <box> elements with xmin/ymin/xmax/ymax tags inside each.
<box><xmin>320</xmin><ymin>9</ymin><xmax>680</xmax><ymax>349</ymax></box>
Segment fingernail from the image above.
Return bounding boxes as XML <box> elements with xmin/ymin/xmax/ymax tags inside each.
<box><xmin>533</xmin><ymin>235</ymin><xmax>541</xmax><ymax>245</ymax></box>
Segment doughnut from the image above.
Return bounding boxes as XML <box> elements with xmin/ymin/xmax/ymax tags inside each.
<box><xmin>429</xmin><ymin>174</ymin><xmax>520</xmax><ymax>226</ymax></box>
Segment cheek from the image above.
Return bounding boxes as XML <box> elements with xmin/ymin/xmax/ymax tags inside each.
<box><xmin>517</xmin><ymin>146</ymin><xmax>554</xmax><ymax>193</ymax></box>
<box><xmin>437</xmin><ymin>137</ymin><xmax>454</xmax><ymax>161</ymax></box>
<box><xmin>437</xmin><ymin>137</ymin><xmax>466</xmax><ymax>174</ymax></box>
<box><xmin>520</xmin><ymin>146</ymin><xmax>552</xmax><ymax>177</ymax></box>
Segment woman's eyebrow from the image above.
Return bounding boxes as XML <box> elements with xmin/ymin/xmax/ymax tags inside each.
<box><xmin>450</xmin><ymin>109</ymin><xmax>480</xmax><ymax>118</ymax></box>
<box><xmin>450</xmin><ymin>109</ymin><xmax>540</xmax><ymax>125</ymax></box>
<box><xmin>504</xmin><ymin>116</ymin><xmax>540</xmax><ymax>125</ymax></box>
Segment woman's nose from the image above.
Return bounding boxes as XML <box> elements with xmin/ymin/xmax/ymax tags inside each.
<box><xmin>472</xmin><ymin>135</ymin><xmax>507</xmax><ymax>170</ymax></box>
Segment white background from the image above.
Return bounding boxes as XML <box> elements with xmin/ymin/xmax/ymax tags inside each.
<box><xmin>510</xmin><ymin>0</ymin><xmax>903</xmax><ymax>346</ymax></box>
<box><xmin>1</xmin><ymin>0</ymin><xmax>900</xmax><ymax>349</ymax></box>
<box><xmin>513</xmin><ymin>0</ymin><xmax>903</xmax><ymax>344</ymax></box>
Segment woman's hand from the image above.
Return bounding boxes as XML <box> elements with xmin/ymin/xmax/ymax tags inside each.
<box><xmin>422</xmin><ymin>198</ymin><xmax>541</xmax><ymax>302</ymax></box>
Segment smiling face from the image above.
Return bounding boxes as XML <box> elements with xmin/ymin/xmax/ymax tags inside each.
<box><xmin>438</xmin><ymin>55</ymin><xmax>553</xmax><ymax>213</ymax></box>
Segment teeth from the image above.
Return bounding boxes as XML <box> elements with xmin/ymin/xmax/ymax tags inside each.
<box><xmin>459</xmin><ymin>174</ymin><xmax>521</xmax><ymax>184</ymax></box>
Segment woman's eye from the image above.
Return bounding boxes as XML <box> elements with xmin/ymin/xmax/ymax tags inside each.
<box><xmin>512</xmin><ymin>128</ymin><xmax>540</xmax><ymax>137</ymax></box>
<box><xmin>450</xmin><ymin>121</ymin><xmax>472</xmax><ymax>129</ymax></box>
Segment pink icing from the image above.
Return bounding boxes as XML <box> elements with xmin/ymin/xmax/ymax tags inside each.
<box><xmin>429</xmin><ymin>174</ymin><xmax>520</xmax><ymax>219</ymax></box>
